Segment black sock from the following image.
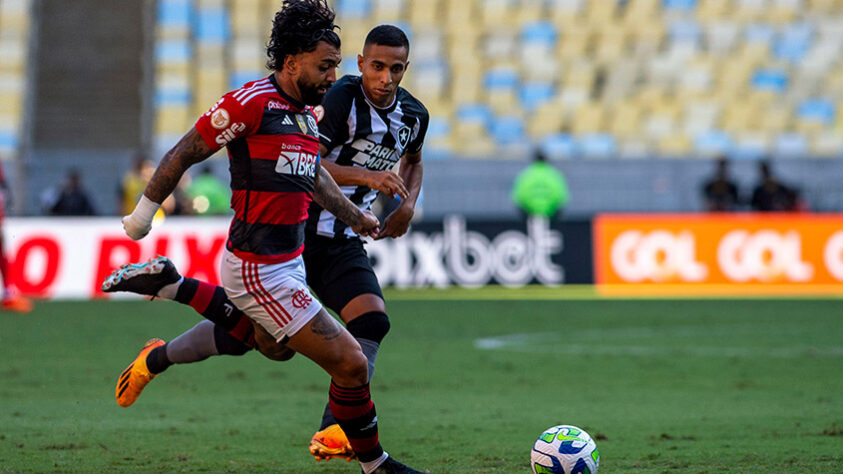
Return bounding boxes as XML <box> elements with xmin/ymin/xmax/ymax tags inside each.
<box><xmin>146</xmin><ymin>344</ymin><xmax>172</xmax><ymax>374</ymax></box>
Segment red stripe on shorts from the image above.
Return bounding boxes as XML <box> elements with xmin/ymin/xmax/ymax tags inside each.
<box><xmin>251</xmin><ymin>262</ymin><xmax>293</xmax><ymax>324</ymax></box>
<box><xmin>242</xmin><ymin>261</ymin><xmax>286</xmax><ymax>328</ymax></box>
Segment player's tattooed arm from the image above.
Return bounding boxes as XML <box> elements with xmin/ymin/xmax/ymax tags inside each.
<box><xmin>313</xmin><ymin>166</ymin><xmax>380</xmax><ymax>236</ymax></box>
<box><xmin>144</xmin><ymin>128</ymin><xmax>214</xmax><ymax>203</ymax></box>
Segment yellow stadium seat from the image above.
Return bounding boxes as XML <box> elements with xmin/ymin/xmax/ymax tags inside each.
<box><xmin>571</xmin><ymin>101</ymin><xmax>605</xmax><ymax>135</ymax></box>
<box><xmin>549</xmin><ymin>0</ymin><xmax>585</xmax><ymax>26</ymax></box>
<box><xmin>409</xmin><ymin>0</ymin><xmax>439</xmax><ymax>25</ymax></box>
<box><xmin>526</xmin><ymin>101</ymin><xmax>566</xmax><ymax>139</ymax></box>
<box><xmin>557</xmin><ymin>25</ymin><xmax>591</xmax><ymax>61</ymax></box>
<box><xmin>371</xmin><ymin>0</ymin><xmax>405</xmax><ymax>23</ymax></box>
<box><xmin>758</xmin><ymin>105</ymin><xmax>791</xmax><ymax>133</ymax></box>
<box><xmin>696</xmin><ymin>0</ymin><xmax>730</xmax><ymax>21</ymax></box>
<box><xmin>156</xmin><ymin>106</ymin><xmax>192</xmax><ymax>135</ymax></box>
<box><xmin>657</xmin><ymin>134</ymin><xmax>692</xmax><ymax>156</ymax></box>
<box><xmin>608</xmin><ymin>101</ymin><xmax>643</xmax><ymax>138</ymax></box>
<box><xmin>721</xmin><ymin>100</ymin><xmax>760</xmax><ymax>132</ymax></box>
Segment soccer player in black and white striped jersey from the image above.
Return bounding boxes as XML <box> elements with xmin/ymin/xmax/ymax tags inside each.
<box><xmin>104</xmin><ymin>24</ymin><xmax>428</xmax><ymax>470</ymax></box>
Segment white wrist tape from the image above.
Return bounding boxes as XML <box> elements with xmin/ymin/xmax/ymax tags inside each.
<box><xmin>131</xmin><ymin>195</ymin><xmax>160</xmax><ymax>225</ymax></box>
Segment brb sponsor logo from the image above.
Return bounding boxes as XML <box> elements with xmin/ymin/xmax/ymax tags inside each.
<box><xmin>276</xmin><ymin>150</ymin><xmax>318</xmax><ymax>177</ymax></box>
<box><xmin>367</xmin><ymin>216</ymin><xmax>563</xmax><ymax>287</ymax></box>
<box><xmin>610</xmin><ymin>230</ymin><xmax>707</xmax><ymax>282</ymax></box>
<box><xmin>718</xmin><ymin>230</ymin><xmax>812</xmax><ymax>282</ymax></box>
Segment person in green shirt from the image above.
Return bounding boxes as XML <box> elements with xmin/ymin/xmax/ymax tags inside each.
<box><xmin>512</xmin><ymin>150</ymin><xmax>570</xmax><ymax>219</ymax></box>
<box><xmin>186</xmin><ymin>166</ymin><xmax>230</xmax><ymax>215</ymax></box>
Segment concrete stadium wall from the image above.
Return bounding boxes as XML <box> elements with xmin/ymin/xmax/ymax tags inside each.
<box><xmin>419</xmin><ymin>157</ymin><xmax>843</xmax><ymax>219</ymax></box>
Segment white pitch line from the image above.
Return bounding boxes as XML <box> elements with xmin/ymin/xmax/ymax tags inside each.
<box><xmin>474</xmin><ymin>333</ymin><xmax>843</xmax><ymax>358</ymax></box>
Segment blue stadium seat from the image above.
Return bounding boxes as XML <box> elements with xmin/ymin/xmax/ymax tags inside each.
<box><xmin>662</xmin><ymin>0</ymin><xmax>697</xmax><ymax>11</ymax></box>
<box><xmin>774</xmin><ymin>132</ymin><xmax>808</xmax><ymax>157</ymax></box>
<box><xmin>490</xmin><ymin>115</ymin><xmax>526</xmax><ymax>145</ymax></box>
<box><xmin>484</xmin><ymin>68</ymin><xmax>519</xmax><ymax>90</ymax></box>
<box><xmin>774</xmin><ymin>23</ymin><xmax>813</xmax><ymax>63</ymax></box>
<box><xmin>158</xmin><ymin>0</ymin><xmax>192</xmax><ymax>28</ymax></box>
<box><xmin>520</xmin><ymin>20</ymin><xmax>557</xmax><ymax>45</ymax></box>
<box><xmin>155</xmin><ymin>40</ymin><xmax>192</xmax><ymax>63</ymax></box>
<box><xmin>228</xmin><ymin>71</ymin><xmax>260</xmax><ymax>90</ymax></box>
<box><xmin>577</xmin><ymin>133</ymin><xmax>617</xmax><ymax>158</ymax></box>
<box><xmin>520</xmin><ymin>82</ymin><xmax>555</xmax><ymax>112</ymax></box>
<box><xmin>456</xmin><ymin>103</ymin><xmax>493</xmax><ymax>127</ymax></box>
<box><xmin>694</xmin><ymin>130</ymin><xmax>732</xmax><ymax>156</ymax></box>
<box><xmin>744</xmin><ymin>23</ymin><xmax>775</xmax><ymax>46</ymax></box>
<box><xmin>751</xmin><ymin>68</ymin><xmax>788</xmax><ymax>93</ymax></box>
<box><xmin>669</xmin><ymin>18</ymin><xmax>701</xmax><ymax>44</ymax></box>
<box><xmin>195</xmin><ymin>6</ymin><xmax>229</xmax><ymax>43</ymax></box>
<box><xmin>540</xmin><ymin>133</ymin><xmax>575</xmax><ymax>160</ymax></box>
<box><xmin>0</xmin><ymin>130</ymin><xmax>16</xmax><ymax>149</ymax></box>
<box><xmin>797</xmin><ymin>99</ymin><xmax>835</xmax><ymax>125</ymax></box>
<box><xmin>337</xmin><ymin>0</ymin><xmax>371</xmax><ymax>19</ymax></box>
<box><xmin>154</xmin><ymin>87</ymin><xmax>192</xmax><ymax>106</ymax></box>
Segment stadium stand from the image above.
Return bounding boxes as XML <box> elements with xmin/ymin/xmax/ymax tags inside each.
<box><xmin>143</xmin><ymin>0</ymin><xmax>843</xmax><ymax>159</ymax></box>
<box><xmin>0</xmin><ymin>0</ymin><xmax>32</xmax><ymax>157</ymax></box>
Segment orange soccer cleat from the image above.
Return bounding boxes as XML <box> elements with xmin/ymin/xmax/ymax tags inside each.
<box><xmin>309</xmin><ymin>424</ymin><xmax>356</xmax><ymax>462</ymax></box>
<box><xmin>1</xmin><ymin>294</ymin><xmax>33</xmax><ymax>313</ymax></box>
<box><xmin>115</xmin><ymin>338</ymin><xmax>166</xmax><ymax>407</ymax></box>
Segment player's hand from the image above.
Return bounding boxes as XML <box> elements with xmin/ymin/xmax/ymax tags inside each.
<box><xmin>367</xmin><ymin>171</ymin><xmax>408</xmax><ymax>200</ymax></box>
<box><xmin>122</xmin><ymin>214</ymin><xmax>152</xmax><ymax>240</ymax></box>
<box><xmin>375</xmin><ymin>204</ymin><xmax>414</xmax><ymax>240</ymax></box>
<box><xmin>352</xmin><ymin>210</ymin><xmax>380</xmax><ymax>238</ymax></box>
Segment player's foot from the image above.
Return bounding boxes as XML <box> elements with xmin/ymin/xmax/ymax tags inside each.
<box><xmin>370</xmin><ymin>456</ymin><xmax>425</xmax><ymax>473</ymax></box>
<box><xmin>101</xmin><ymin>256</ymin><xmax>181</xmax><ymax>296</ymax></box>
<box><xmin>116</xmin><ymin>338</ymin><xmax>165</xmax><ymax>407</ymax></box>
<box><xmin>1</xmin><ymin>294</ymin><xmax>33</xmax><ymax>313</ymax></box>
<box><xmin>309</xmin><ymin>424</ymin><xmax>356</xmax><ymax>462</ymax></box>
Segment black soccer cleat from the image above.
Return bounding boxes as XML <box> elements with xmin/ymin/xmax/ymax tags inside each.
<box><xmin>101</xmin><ymin>256</ymin><xmax>181</xmax><ymax>296</ymax></box>
<box><xmin>370</xmin><ymin>456</ymin><xmax>426</xmax><ymax>474</ymax></box>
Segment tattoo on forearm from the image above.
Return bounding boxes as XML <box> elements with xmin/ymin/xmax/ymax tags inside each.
<box><xmin>314</xmin><ymin>167</ymin><xmax>362</xmax><ymax>226</ymax></box>
<box><xmin>145</xmin><ymin>128</ymin><xmax>212</xmax><ymax>203</ymax></box>
<box><xmin>310</xmin><ymin>312</ymin><xmax>341</xmax><ymax>341</ymax></box>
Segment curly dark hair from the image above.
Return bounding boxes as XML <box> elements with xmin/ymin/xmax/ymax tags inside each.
<box><xmin>266</xmin><ymin>0</ymin><xmax>341</xmax><ymax>71</ymax></box>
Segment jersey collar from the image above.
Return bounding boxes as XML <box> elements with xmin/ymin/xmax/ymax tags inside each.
<box><xmin>268</xmin><ymin>74</ymin><xmax>306</xmax><ymax>111</ymax></box>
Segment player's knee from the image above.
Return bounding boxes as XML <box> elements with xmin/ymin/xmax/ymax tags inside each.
<box><xmin>334</xmin><ymin>347</ymin><xmax>369</xmax><ymax>385</ymax></box>
<box><xmin>346</xmin><ymin>311</ymin><xmax>390</xmax><ymax>344</ymax></box>
<box><xmin>213</xmin><ymin>324</ymin><xmax>253</xmax><ymax>356</ymax></box>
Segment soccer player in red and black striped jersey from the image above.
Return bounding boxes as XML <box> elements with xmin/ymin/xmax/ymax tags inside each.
<box><xmin>116</xmin><ymin>2</ymin><xmax>421</xmax><ymax>473</ymax></box>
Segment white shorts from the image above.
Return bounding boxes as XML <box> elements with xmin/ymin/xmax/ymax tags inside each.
<box><xmin>220</xmin><ymin>249</ymin><xmax>322</xmax><ymax>342</ymax></box>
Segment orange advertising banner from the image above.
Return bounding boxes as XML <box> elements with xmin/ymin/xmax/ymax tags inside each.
<box><xmin>594</xmin><ymin>213</ymin><xmax>843</xmax><ymax>296</ymax></box>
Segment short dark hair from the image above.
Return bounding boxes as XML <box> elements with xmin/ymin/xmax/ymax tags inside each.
<box><xmin>266</xmin><ymin>0</ymin><xmax>340</xmax><ymax>71</ymax></box>
<box><xmin>364</xmin><ymin>24</ymin><xmax>409</xmax><ymax>51</ymax></box>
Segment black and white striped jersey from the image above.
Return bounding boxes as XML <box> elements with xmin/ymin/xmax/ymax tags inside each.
<box><xmin>306</xmin><ymin>75</ymin><xmax>429</xmax><ymax>239</ymax></box>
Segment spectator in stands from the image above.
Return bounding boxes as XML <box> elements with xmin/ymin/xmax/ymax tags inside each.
<box><xmin>119</xmin><ymin>155</ymin><xmax>154</xmax><ymax>215</ymax></box>
<box><xmin>511</xmin><ymin>149</ymin><xmax>569</xmax><ymax>219</ymax></box>
<box><xmin>49</xmin><ymin>169</ymin><xmax>96</xmax><ymax>215</ymax></box>
<box><xmin>750</xmin><ymin>160</ymin><xmax>802</xmax><ymax>212</ymax></box>
<box><xmin>701</xmin><ymin>156</ymin><xmax>740</xmax><ymax>212</ymax></box>
<box><xmin>186</xmin><ymin>165</ymin><xmax>230</xmax><ymax>215</ymax></box>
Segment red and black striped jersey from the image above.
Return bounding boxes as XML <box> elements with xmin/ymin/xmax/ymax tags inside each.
<box><xmin>195</xmin><ymin>75</ymin><xmax>321</xmax><ymax>264</ymax></box>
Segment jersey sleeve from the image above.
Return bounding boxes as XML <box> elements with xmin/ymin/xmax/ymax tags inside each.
<box><xmin>194</xmin><ymin>90</ymin><xmax>262</xmax><ymax>152</ymax></box>
<box><xmin>317</xmin><ymin>82</ymin><xmax>355</xmax><ymax>152</ymax></box>
<box><xmin>407</xmin><ymin>104</ymin><xmax>429</xmax><ymax>154</ymax></box>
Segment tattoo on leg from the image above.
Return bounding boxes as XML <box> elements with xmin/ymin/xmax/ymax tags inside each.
<box><xmin>310</xmin><ymin>313</ymin><xmax>342</xmax><ymax>341</ymax></box>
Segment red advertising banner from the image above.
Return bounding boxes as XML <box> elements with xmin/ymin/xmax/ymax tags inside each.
<box><xmin>594</xmin><ymin>213</ymin><xmax>843</xmax><ymax>296</ymax></box>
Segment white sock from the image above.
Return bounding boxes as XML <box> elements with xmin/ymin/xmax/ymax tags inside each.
<box><xmin>156</xmin><ymin>276</ymin><xmax>183</xmax><ymax>300</ymax></box>
<box><xmin>361</xmin><ymin>452</ymin><xmax>389</xmax><ymax>474</ymax></box>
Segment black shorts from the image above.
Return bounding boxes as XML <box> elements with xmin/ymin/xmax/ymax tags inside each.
<box><xmin>303</xmin><ymin>234</ymin><xmax>383</xmax><ymax>314</ymax></box>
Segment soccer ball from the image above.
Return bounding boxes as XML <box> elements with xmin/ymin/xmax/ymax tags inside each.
<box><xmin>530</xmin><ymin>425</ymin><xmax>599</xmax><ymax>474</ymax></box>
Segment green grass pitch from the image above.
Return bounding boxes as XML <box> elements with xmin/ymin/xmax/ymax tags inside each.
<box><xmin>1</xmin><ymin>291</ymin><xmax>841</xmax><ymax>473</ymax></box>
